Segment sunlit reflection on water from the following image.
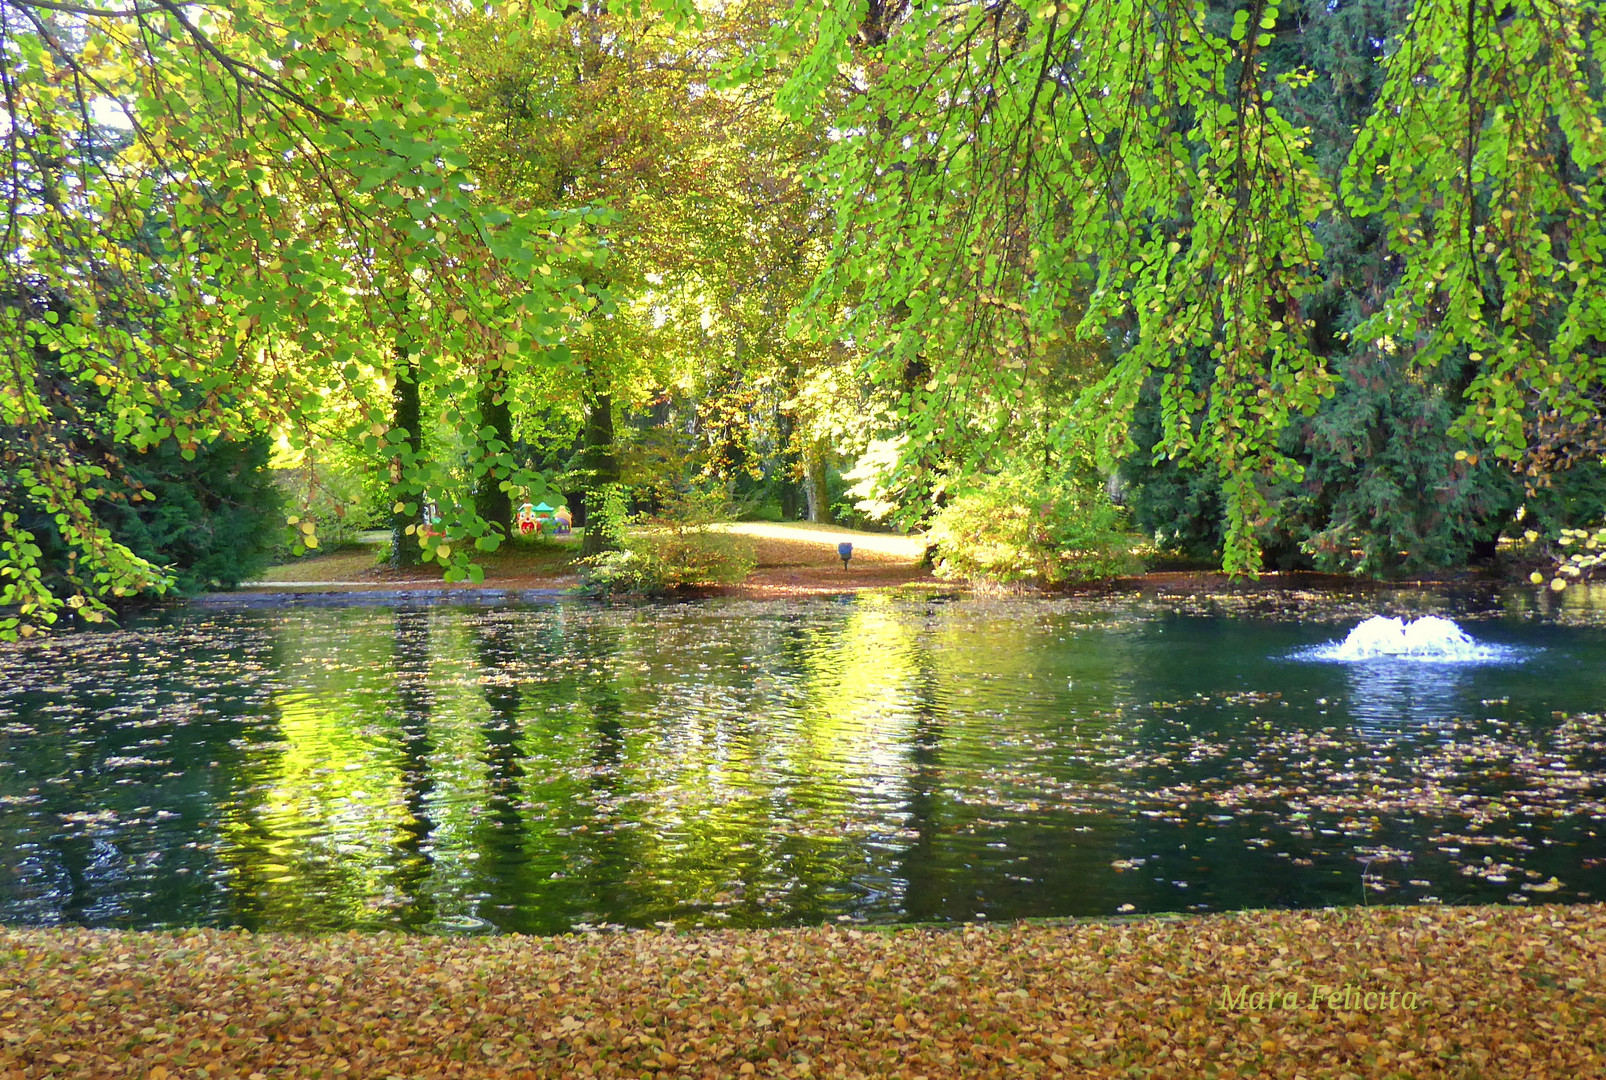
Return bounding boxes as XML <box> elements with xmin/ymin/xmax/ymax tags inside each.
<box><xmin>0</xmin><ymin>597</ymin><xmax>1603</xmax><ymax>932</ymax></box>
<box><xmin>1342</xmin><ymin>662</ymin><xmax>1477</xmax><ymax>732</ymax></box>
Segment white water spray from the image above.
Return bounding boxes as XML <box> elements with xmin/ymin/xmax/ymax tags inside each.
<box><xmin>1310</xmin><ymin>615</ymin><xmax>1506</xmax><ymax>662</ymax></box>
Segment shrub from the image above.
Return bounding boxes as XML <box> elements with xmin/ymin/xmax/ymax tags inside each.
<box><xmin>18</xmin><ymin>434</ymin><xmax>283</xmax><ymax>596</ymax></box>
<box><xmin>2</xmin><ymin>341</ymin><xmax>284</xmax><ymax>599</ymax></box>
<box><xmin>584</xmin><ymin>482</ymin><xmax>632</xmax><ymax>550</ymax></box>
<box><xmin>580</xmin><ymin>488</ymin><xmax>754</xmax><ymax>596</ymax></box>
<box><xmin>930</xmin><ymin>470</ymin><xmax>1142</xmax><ymax>586</ymax></box>
<box><xmin>111</xmin><ymin>434</ymin><xmax>285</xmax><ymax>592</ymax></box>
<box><xmin>269</xmin><ymin>462</ymin><xmax>380</xmax><ymax>560</ymax></box>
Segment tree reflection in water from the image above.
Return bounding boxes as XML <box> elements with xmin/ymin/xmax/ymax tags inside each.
<box><xmin>390</xmin><ymin>607</ymin><xmax>436</xmax><ymax>930</ymax></box>
<box><xmin>0</xmin><ymin>599</ymin><xmax>1602</xmax><ymax>931</ymax></box>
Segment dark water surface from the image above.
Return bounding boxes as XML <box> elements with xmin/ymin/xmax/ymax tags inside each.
<box><xmin>2</xmin><ymin>594</ymin><xmax>1605</xmax><ymax>933</ymax></box>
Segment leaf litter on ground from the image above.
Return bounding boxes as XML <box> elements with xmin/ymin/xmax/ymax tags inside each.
<box><xmin>0</xmin><ymin>903</ymin><xmax>1603</xmax><ymax>1079</ymax></box>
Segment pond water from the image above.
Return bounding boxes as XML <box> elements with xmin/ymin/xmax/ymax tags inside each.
<box><xmin>2</xmin><ymin>593</ymin><xmax>1605</xmax><ymax>934</ymax></box>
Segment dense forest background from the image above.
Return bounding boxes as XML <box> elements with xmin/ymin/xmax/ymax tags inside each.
<box><xmin>3</xmin><ymin>0</ymin><xmax>1604</xmax><ymax>633</ymax></box>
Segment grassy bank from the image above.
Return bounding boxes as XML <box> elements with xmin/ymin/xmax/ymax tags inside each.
<box><xmin>2</xmin><ymin>904</ymin><xmax>1602</xmax><ymax>1078</ymax></box>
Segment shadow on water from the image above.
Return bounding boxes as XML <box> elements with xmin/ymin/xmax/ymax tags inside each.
<box><xmin>896</xmin><ymin>638</ymin><xmax>946</xmax><ymax>923</ymax></box>
<box><xmin>1</xmin><ymin>597</ymin><xmax>1605</xmax><ymax>932</ymax></box>
<box><xmin>391</xmin><ymin>608</ymin><xmax>437</xmax><ymax>931</ymax></box>
<box><xmin>468</xmin><ymin>613</ymin><xmax>526</xmax><ymax>925</ymax></box>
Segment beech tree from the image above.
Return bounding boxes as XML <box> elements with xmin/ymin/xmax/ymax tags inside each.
<box><xmin>450</xmin><ymin>1</ymin><xmax>830</xmax><ymax>543</ymax></box>
<box><xmin>760</xmin><ymin>0</ymin><xmax>1606</xmax><ymax>573</ymax></box>
<box><xmin>5</xmin><ymin>0</ymin><xmax>1601</xmax><ymax>635</ymax></box>
<box><xmin>1</xmin><ymin>0</ymin><xmax>588</xmax><ymax>635</ymax></box>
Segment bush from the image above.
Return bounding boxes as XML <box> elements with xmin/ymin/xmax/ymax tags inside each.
<box><xmin>269</xmin><ymin>462</ymin><xmax>380</xmax><ymax>560</ymax></box>
<box><xmin>583</xmin><ymin>482</ymin><xmax>632</xmax><ymax>550</ymax></box>
<box><xmin>580</xmin><ymin>488</ymin><xmax>755</xmax><ymax>596</ymax></box>
<box><xmin>110</xmin><ymin>435</ymin><xmax>284</xmax><ymax>592</ymax></box>
<box><xmin>17</xmin><ymin>434</ymin><xmax>284</xmax><ymax>596</ymax></box>
<box><xmin>930</xmin><ymin>470</ymin><xmax>1142</xmax><ymax>586</ymax></box>
<box><xmin>2</xmin><ymin>340</ymin><xmax>284</xmax><ymax>599</ymax></box>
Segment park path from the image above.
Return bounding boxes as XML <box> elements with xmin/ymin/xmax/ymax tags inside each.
<box><xmin>241</xmin><ymin>521</ymin><xmax>941</xmax><ymax>596</ymax></box>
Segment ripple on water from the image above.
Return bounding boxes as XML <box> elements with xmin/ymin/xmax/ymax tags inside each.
<box><xmin>0</xmin><ymin>597</ymin><xmax>1603</xmax><ymax>932</ymax></box>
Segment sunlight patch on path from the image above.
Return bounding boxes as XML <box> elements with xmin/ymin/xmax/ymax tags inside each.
<box><xmin>716</xmin><ymin>521</ymin><xmax>928</xmax><ymax>559</ymax></box>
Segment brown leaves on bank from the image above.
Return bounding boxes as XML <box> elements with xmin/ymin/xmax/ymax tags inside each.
<box><xmin>1</xmin><ymin>904</ymin><xmax>1602</xmax><ymax>1079</ymax></box>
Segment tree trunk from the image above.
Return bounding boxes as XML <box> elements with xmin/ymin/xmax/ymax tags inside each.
<box><xmin>776</xmin><ymin>400</ymin><xmax>802</xmax><ymax>520</ymax></box>
<box><xmin>389</xmin><ymin>332</ymin><xmax>423</xmax><ymax>569</ymax></box>
<box><xmin>802</xmin><ymin>439</ymin><xmax>832</xmax><ymax>524</ymax></box>
<box><xmin>779</xmin><ymin>478</ymin><xmax>802</xmax><ymax>521</ymax></box>
<box><xmin>473</xmin><ymin>379</ymin><xmax>514</xmax><ymax>536</ymax></box>
<box><xmin>578</xmin><ymin>392</ymin><xmax>620</xmax><ymax>556</ymax></box>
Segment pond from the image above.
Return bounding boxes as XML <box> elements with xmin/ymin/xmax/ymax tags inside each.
<box><xmin>2</xmin><ymin>592</ymin><xmax>1605</xmax><ymax>934</ymax></box>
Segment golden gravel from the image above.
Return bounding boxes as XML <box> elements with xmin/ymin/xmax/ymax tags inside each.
<box><xmin>2</xmin><ymin>905</ymin><xmax>1602</xmax><ymax>1079</ymax></box>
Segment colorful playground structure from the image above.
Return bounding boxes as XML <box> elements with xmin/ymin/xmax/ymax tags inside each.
<box><xmin>516</xmin><ymin>502</ymin><xmax>572</xmax><ymax>537</ymax></box>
